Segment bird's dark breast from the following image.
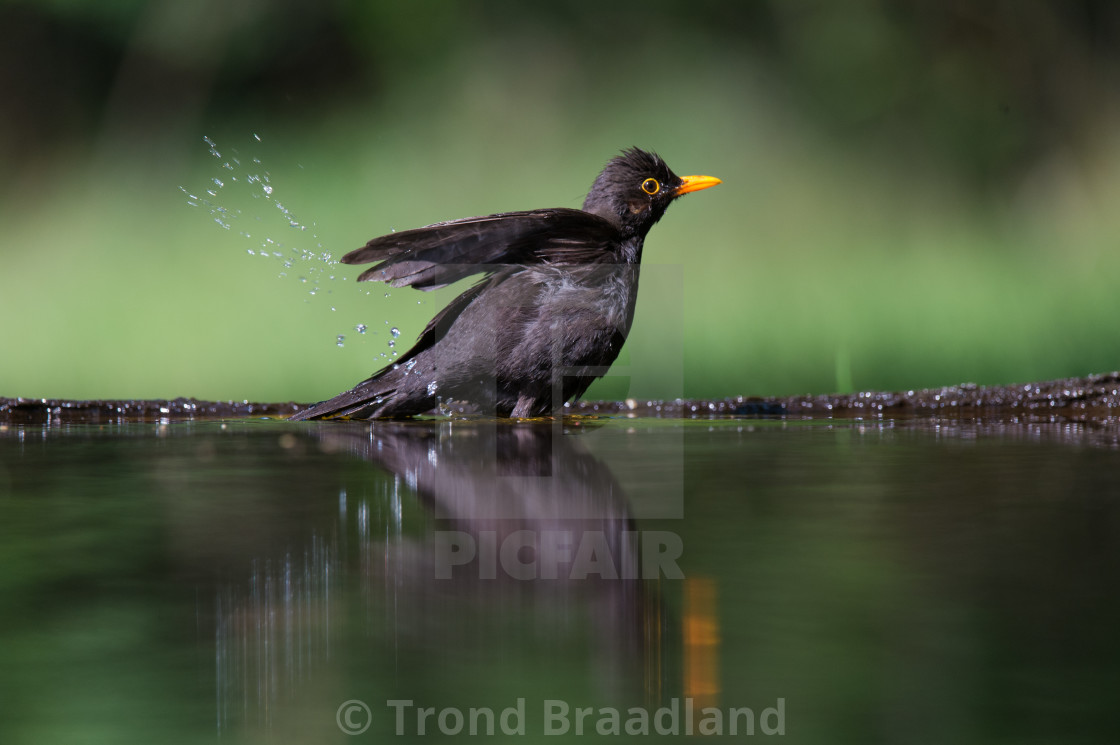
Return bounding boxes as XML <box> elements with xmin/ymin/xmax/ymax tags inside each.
<box><xmin>488</xmin><ymin>263</ymin><xmax>639</xmax><ymax>415</ymax></box>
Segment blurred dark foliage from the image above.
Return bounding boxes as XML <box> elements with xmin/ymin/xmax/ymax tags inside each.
<box><xmin>3</xmin><ymin>0</ymin><xmax>1120</xmax><ymax>190</ymax></box>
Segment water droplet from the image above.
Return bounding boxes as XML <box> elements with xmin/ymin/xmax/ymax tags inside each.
<box><xmin>247</xmin><ymin>249</ymin><xmax>256</xmax><ymax>255</ymax></box>
<box><xmin>336</xmin><ymin>335</ymin><xmax>345</xmax><ymax>347</ymax></box>
<box><xmin>387</xmin><ymin>340</ymin><xmax>396</xmax><ymax>348</ymax></box>
<box><xmin>427</xmin><ymin>381</ymin><xmax>439</xmax><ymax>396</ymax></box>
<box><xmin>299</xmin><ymin>277</ymin><xmax>307</xmax><ymax>283</ymax></box>
<box><xmin>253</xmin><ymin>133</ymin><xmax>262</xmax><ymax>141</ymax></box>
<box><xmin>355</xmin><ymin>324</ymin><xmax>367</xmax><ymax>334</ymax></box>
<box><xmin>390</xmin><ymin>327</ymin><xmax>400</xmax><ymax>338</ymax></box>
<box><xmin>262</xmin><ymin>184</ymin><xmax>273</xmax><ymax>196</ymax></box>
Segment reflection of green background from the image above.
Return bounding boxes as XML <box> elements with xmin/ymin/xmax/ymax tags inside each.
<box><xmin>3</xmin><ymin>2</ymin><xmax>1119</xmax><ymax>402</ymax></box>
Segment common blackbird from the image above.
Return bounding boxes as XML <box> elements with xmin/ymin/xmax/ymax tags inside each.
<box><xmin>290</xmin><ymin>148</ymin><xmax>720</xmax><ymax>420</ymax></box>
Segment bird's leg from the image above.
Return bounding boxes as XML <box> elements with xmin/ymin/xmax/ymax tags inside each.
<box><xmin>511</xmin><ymin>394</ymin><xmax>536</xmax><ymax>418</ymax></box>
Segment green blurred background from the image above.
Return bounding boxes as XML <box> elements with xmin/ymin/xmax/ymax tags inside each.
<box><xmin>2</xmin><ymin>0</ymin><xmax>1119</xmax><ymax>403</ymax></box>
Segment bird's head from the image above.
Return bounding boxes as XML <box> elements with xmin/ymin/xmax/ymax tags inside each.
<box><xmin>582</xmin><ymin>148</ymin><xmax>721</xmax><ymax>236</ymax></box>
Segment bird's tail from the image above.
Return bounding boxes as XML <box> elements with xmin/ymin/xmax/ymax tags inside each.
<box><xmin>289</xmin><ymin>368</ymin><xmax>432</xmax><ymax>421</ymax></box>
<box><xmin>288</xmin><ymin>384</ymin><xmax>389</xmax><ymax>421</ymax></box>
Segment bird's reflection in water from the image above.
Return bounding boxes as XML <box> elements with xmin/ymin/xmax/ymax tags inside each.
<box><xmin>214</xmin><ymin>420</ymin><xmax>671</xmax><ymax>732</ymax></box>
<box><xmin>320</xmin><ymin>420</ymin><xmax>665</xmax><ymax>692</ymax></box>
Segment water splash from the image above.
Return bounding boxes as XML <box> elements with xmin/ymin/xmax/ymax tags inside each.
<box><xmin>436</xmin><ymin>396</ymin><xmax>454</xmax><ymax>417</ymax></box>
<box><xmin>184</xmin><ymin>134</ymin><xmax>406</xmax><ymax>357</ymax></box>
<box><xmin>186</xmin><ymin>135</ymin><xmax>334</xmax><ymax>286</ymax></box>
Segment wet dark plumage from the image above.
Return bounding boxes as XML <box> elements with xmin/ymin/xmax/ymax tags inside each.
<box><xmin>290</xmin><ymin>148</ymin><xmax>719</xmax><ymax>420</ymax></box>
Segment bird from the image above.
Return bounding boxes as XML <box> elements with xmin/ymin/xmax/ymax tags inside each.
<box><xmin>289</xmin><ymin>148</ymin><xmax>720</xmax><ymax>420</ymax></box>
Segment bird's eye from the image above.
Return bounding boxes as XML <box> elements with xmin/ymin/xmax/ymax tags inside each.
<box><xmin>641</xmin><ymin>178</ymin><xmax>660</xmax><ymax>195</ymax></box>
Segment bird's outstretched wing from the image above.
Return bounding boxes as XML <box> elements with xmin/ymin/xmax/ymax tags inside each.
<box><xmin>341</xmin><ymin>208</ymin><xmax>621</xmax><ymax>290</ymax></box>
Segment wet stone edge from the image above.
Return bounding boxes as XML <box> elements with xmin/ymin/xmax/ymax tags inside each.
<box><xmin>2</xmin><ymin>372</ymin><xmax>1119</xmax><ymax>425</ymax></box>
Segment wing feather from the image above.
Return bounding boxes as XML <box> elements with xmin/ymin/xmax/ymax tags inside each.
<box><xmin>342</xmin><ymin>208</ymin><xmax>620</xmax><ymax>290</ymax></box>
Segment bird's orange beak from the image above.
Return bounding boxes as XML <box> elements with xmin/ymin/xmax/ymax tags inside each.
<box><xmin>675</xmin><ymin>174</ymin><xmax>722</xmax><ymax>196</ymax></box>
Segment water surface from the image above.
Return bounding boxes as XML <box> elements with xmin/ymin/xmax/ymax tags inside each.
<box><xmin>1</xmin><ymin>417</ymin><xmax>1117</xmax><ymax>743</ymax></box>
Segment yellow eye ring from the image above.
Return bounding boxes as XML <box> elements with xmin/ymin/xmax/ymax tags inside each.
<box><xmin>641</xmin><ymin>178</ymin><xmax>660</xmax><ymax>195</ymax></box>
